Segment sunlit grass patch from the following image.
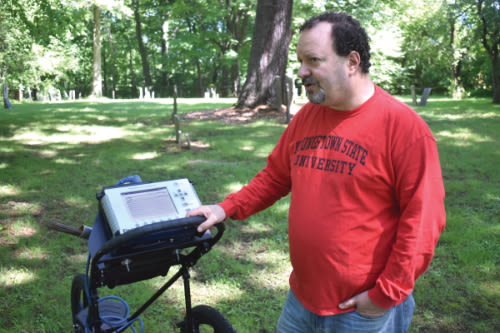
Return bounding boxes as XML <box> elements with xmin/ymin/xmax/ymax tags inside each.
<box><xmin>0</xmin><ymin>267</ymin><xmax>38</xmax><ymax>287</ymax></box>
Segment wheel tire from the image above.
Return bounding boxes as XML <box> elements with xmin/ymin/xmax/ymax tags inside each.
<box><xmin>70</xmin><ymin>274</ymin><xmax>89</xmax><ymax>326</ymax></box>
<box><xmin>181</xmin><ymin>305</ymin><xmax>235</xmax><ymax>333</ymax></box>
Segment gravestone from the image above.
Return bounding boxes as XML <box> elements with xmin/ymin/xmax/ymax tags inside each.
<box><xmin>294</xmin><ymin>78</ymin><xmax>303</xmax><ymax>97</ymax></box>
<box><xmin>274</xmin><ymin>75</ymin><xmax>294</xmax><ymax>112</ymax></box>
<box><xmin>418</xmin><ymin>88</ymin><xmax>432</xmax><ymax>106</ymax></box>
<box><xmin>3</xmin><ymin>83</ymin><xmax>12</xmax><ymax>109</ymax></box>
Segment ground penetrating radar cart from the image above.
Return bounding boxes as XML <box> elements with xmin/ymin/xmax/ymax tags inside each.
<box><xmin>70</xmin><ymin>175</ymin><xmax>235</xmax><ymax>333</ymax></box>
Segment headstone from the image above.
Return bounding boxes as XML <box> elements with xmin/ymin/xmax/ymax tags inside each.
<box><xmin>418</xmin><ymin>88</ymin><xmax>432</xmax><ymax>106</ymax></box>
<box><xmin>184</xmin><ymin>133</ymin><xmax>191</xmax><ymax>150</ymax></box>
<box><xmin>294</xmin><ymin>78</ymin><xmax>303</xmax><ymax>97</ymax></box>
<box><xmin>208</xmin><ymin>87</ymin><xmax>217</xmax><ymax>99</ymax></box>
<box><xmin>3</xmin><ymin>83</ymin><xmax>12</xmax><ymax>109</ymax></box>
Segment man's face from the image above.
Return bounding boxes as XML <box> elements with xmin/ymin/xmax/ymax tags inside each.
<box><xmin>297</xmin><ymin>22</ymin><xmax>349</xmax><ymax>109</ymax></box>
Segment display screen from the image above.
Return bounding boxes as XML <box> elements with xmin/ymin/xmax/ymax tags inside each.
<box><xmin>121</xmin><ymin>187</ymin><xmax>177</xmax><ymax>222</ymax></box>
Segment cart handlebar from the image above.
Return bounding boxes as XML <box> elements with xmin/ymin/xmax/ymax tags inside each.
<box><xmin>93</xmin><ymin>216</ymin><xmax>224</xmax><ymax>264</ymax></box>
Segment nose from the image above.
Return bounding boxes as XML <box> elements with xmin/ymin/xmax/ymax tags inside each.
<box><xmin>297</xmin><ymin>63</ymin><xmax>311</xmax><ymax>79</ymax></box>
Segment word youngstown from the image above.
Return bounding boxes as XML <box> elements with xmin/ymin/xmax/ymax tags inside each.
<box><xmin>292</xmin><ymin>135</ymin><xmax>368</xmax><ymax>176</ymax></box>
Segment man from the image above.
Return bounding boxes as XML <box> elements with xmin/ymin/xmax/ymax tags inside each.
<box><xmin>188</xmin><ymin>12</ymin><xmax>446</xmax><ymax>333</ymax></box>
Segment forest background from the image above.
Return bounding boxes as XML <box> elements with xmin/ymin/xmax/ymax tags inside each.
<box><xmin>1</xmin><ymin>0</ymin><xmax>500</xmax><ymax>106</ymax></box>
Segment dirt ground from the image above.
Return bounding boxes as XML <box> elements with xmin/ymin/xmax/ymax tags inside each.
<box><xmin>181</xmin><ymin>104</ymin><xmax>302</xmax><ymax>124</ymax></box>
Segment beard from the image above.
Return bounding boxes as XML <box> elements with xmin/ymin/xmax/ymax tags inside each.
<box><xmin>303</xmin><ymin>77</ymin><xmax>326</xmax><ymax>104</ymax></box>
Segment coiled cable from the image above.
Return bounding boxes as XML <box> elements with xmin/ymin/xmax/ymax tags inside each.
<box><xmin>83</xmin><ymin>254</ymin><xmax>143</xmax><ymax>333</ymax></box>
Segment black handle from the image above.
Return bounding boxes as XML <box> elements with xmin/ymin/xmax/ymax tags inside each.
<box><xmin>95</xmin><ymin>216</ymin><xmax>207</xmax><ymax>256</ymax></box>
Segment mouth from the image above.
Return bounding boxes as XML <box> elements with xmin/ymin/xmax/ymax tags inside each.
<box><xmin>304</xmin><ymin>83</ymin><xmax>316</xmax><ymax>90</ymax></box>
<box><xmin>301</xmin><ymin>77</ymin><xmax>326</xmax><ymax>104</ymax></box>
<box><xmin>302</xmin><ymin>77</ymin><xmax>319</xmax><ymax>91</ymax></box>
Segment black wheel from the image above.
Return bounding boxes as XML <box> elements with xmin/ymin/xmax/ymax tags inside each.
<box><xmin>71</xmin><ymin>274</ymin><xmax>89</xmax><ymax>326</ymax></box>
<box><xmin>180</xmin><ymin>305</ymin><xmax>235</xmax><ymax>333</ymax></box>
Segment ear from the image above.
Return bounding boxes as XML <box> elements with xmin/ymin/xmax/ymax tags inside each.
<box><xmin>346</xmin><ymin>51</ymin><xmax>361</xmax><ymax>76</ymax></box>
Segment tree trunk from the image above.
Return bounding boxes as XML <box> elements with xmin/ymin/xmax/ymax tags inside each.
<box><xmin>196</xmin><ymin>60</ymin><xmax>203</xmax><ymax>97</ymax></box>
<box><xmin>102</xmin><ymin>46</ymin><xmax>108</xmax><ymax>95</ymax></box>
<box><xmin>232</xmin><ymin>61</ymin><xmax>241</xmax><ymax>97</ymax></box>
<box><xmin>132</xmin><ymin>0</ymin><xmax>153</xmax><ymax>89</ymax></box>
<box><xmin>3</xmin><ymin>83</ymin><xmax>13</xmax><ymax>109</ymax></box>
<box><xmin>478</xmin><ymin>0</ymin><xmax>500</xmax><ymax>104</ymax></box>
<box><xmin>226</xmin><ymin>0</ymin><xmax>251</xmax><ymax>97</ymax></box>
<box><xmin>160</xmin><ymin>20</ymin><xmax>169</xmax><ymax>97</ymax></box>
<box><xmin>236</xmin><ymin>0</ymin><xmax>293</xmax><ymax>110</ymax></box>
<box><xmin>447</xmin><ymin>10</ymin><xmax>464</xmax><ymax>100</ymax></box>
<box><xmin>107</xmin><ymin>26</ymin><xmax>118</xmax><ymax>98</ymax></box>
<box><xmin>221</xmin><ymin>65</ymin><xmax>228</xmax><ymax>97</ymax></box>
<box><xmin>91</xmin><ymin>4</ymin><xmax>102</xmax><ymax>97</ymax></box>
<box><xmin>128</xmin><ymin>38</ymin><xmax>138</xmax><ymax>98</ymax></box>
<box><xmin>491</xmin><ymin>52</ymin><xmax>500</xmax><ymax>104</ymax></box>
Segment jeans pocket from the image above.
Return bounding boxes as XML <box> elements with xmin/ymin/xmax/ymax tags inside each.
<box><xmin>353</xmin><ymin>308</ymin><xmax>391</xmax><ymax>320</ymax></box>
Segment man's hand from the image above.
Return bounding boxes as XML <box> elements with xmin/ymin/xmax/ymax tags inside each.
<box><xmin>187</xmin><ymin>205</ymin><xmax>226</xmax><ymax>233</ymax></box>
<box><xmin>338</xmin><ymin>290</ymin><xmax>389</xmax><ymax>318</ymax></box>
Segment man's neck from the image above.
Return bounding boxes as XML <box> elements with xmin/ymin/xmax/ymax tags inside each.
<box><xmin>354</xmin><ymin>78</ymin><xmax>375</xmax><ymax>108</ymax></box>
<box><xmin>329</xmin><ymin>77</ymin><xmax>374</xmax><ymax>111</ymax></box>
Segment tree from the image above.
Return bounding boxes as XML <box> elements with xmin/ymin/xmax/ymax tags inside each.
<box><xmin>476</xmin><ymin>0</ymin><xmax>500</xmax><ymax>103</ymax></box>
<box><xmin>3</xmin><ymin>0</ymin><xmax>495</xmax><ymax>101</ymax></box>
<box><xmin>446</xmin><ymin>0</ymin><xmax>468</xmax><ymax>99</ymax></box>
<box><xmin>89</xmin><ymin>0</ymin><xmax>131</xmax><ymax>98</ymax></box>
<box><xmin>398</xmin><ymin>1</ymin><xmax>452</xmax><ymax>93</ymax></box>
<box><xmin>208</xmin><ymin>0</ymin><xmax>253</xmax><ymax>97</ymax></box>
<box><xmin>236</xmin><ymin>0</ymin><xmax>293</xmax><ymax>110</ymax></box>
<box><xmin>132</xmin><ymin>0</ymin><xmax>153</xmax><ymax>90</ymax></box>
<box><xmin>91</xmin><ymin>3</ymin><xmax>103</xmax><ymax>97</ymax></box>
<box><xmin>0</xmin><ymin>0</ymin><xmax>78</xmax><ymax>97</ymax></box>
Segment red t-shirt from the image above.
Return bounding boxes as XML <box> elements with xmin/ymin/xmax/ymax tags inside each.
<box><xmin>219</xmin><ymin>85</ymin><xmax>446</xmax><ymax>315</ymax></box>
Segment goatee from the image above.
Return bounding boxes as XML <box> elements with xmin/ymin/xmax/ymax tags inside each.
<box><xmin>303</xmin><ymin>77</ymin><xmax>326</xmax><ymax>104</ymax></box>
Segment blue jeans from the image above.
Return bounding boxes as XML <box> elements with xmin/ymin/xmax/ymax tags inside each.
<box><xmin>276</xmin><ymin>290</ymin><xmax>415</xmax><ymax>333</ymax></box>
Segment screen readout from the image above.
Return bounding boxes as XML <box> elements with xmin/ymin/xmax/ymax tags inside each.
<box><xmin>121</xmin><ymin>187</ymin><xmax>178</xmax><ymax>222</ymax></box>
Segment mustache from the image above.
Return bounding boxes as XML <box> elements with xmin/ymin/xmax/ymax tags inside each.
<box><xmin>302</xmin><ymin>77</ymin><xmax>320</xmax><ymax>85</ymax></box>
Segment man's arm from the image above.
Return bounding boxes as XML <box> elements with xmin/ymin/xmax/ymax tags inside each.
<box><xmin>369</xmin><ymin>135</ymin><xmax>446</xmax><ymax>308</ymax></box>
<box><xmin>339</xmin><ymin>135</ymin><xmax>446</xmax><ymax>312</ymax></box>
<box><xmin>188</xmin><ymin>124</ymin><xmax>294</xmax><ymax>231</ymax></box>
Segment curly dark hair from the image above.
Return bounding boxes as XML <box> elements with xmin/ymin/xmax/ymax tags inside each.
<box><xmin>299</xmin><ymin>12</ymin><xmax>371</xmax><ymax>74</ymax></box>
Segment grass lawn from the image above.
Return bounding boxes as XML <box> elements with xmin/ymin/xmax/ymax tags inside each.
<box><xmin>0</xmin><ymin>97</ymin><xmax>499</xmax><ymax>332</ymax></box>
